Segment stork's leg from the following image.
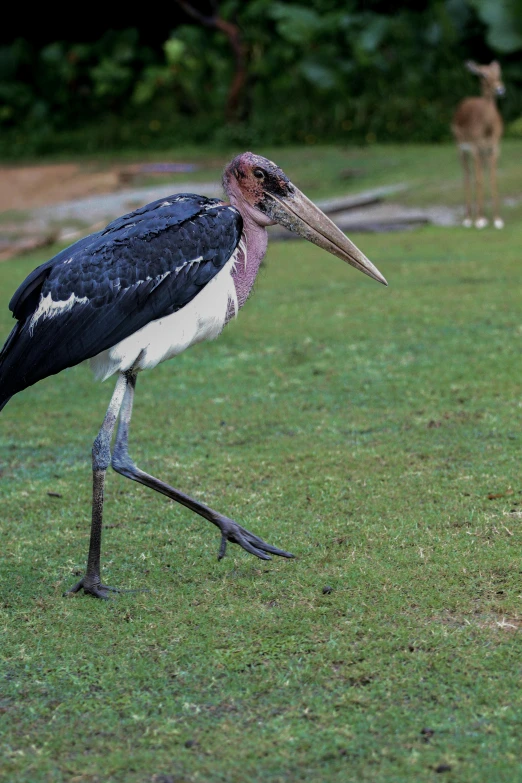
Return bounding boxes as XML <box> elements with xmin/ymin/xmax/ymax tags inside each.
<box><xmin>112</xmin><ymin>373</ymin><xmax>294</xmax><ymax>562</ymax></box>
<box><xmin>65</xmin><ymin>373</ymin><xmax>128</xmax><ymax>599</ymax></box>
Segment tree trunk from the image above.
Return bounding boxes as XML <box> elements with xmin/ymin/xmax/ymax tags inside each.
<box><xmin>175</xmin><ymin>0</ymin><xmax>246</xmax><ymax>121</ymax></box>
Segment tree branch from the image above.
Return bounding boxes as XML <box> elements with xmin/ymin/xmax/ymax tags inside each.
<box><xmin>175</xmin><ymin>0</ymin><xmax>246</xmax><ymax>120</ymax></box>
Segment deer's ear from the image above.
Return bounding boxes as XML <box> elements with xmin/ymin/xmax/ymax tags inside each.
<box><xmin>465</xmin><ymin>60</ymin><xmax>482</xmax><ymax>75</ymax></box>
<box><xmin>490</xmin><ymin>60</ymin><xmax>501</xmax><ymax>75</ymax></box>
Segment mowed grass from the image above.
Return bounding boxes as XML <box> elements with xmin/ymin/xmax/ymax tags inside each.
<box><xmin>2</xmin><ymin>150</ymin><xmax>522</xmax><ymax>781</ymax></box>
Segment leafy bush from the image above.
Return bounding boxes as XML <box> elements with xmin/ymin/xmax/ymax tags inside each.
<box><xmin>0</xmin><ymin>0</ymin><xmax>521</xmax><ymax>158</ymax></box>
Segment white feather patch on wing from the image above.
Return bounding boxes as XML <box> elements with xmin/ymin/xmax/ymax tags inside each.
<box><xmin>90</xmin><ymin>243</ymin><xmax>243</xmax><ymax>381</ymax></box>
<box><xmin>238</xmin><ymin>235</ymin><xmax>247</xmax><ymax>273</ymax></box>
<box><xmin>29</xmin><ymin>292</ymin><xmax>89</xmax><ymax>334</ymax></box>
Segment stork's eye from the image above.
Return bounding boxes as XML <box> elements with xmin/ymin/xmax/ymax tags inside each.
<box><xmin>253</xmin><ymin>168</ymin><xmax>265</xmax><ymax>180</ymax></box>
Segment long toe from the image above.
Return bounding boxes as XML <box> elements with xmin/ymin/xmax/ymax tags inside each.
<box><xmin>241</xmin><ymin>528</ymin><xmax>295</xmax><ymax>558</ymax></box>
<box><xmin>217</xmin><ymin>518</ymin><xmax>295</xmax><ymax>561</ymax></box>
<box><xmin>63</xmin><ymin>578</ymin><xmax>120</xmax><ymax>600</ymax></box>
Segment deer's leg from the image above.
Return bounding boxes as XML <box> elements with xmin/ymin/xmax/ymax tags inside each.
<box><xmin>460</xmin><ymin>149</ymin><xmax>473</xmax><ymax>227</ymax></box>
<box><xmin>473</xmin><ymin>149</ymin><xmax>487</xmax><ymax>228</ymax></box>
<box><xmin>488</xmin><ymin>146</ymin><xmax>503</xmax><ymax>229</ymax></box>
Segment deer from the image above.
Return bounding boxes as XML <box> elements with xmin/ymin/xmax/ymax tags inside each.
<box><xmin>452</xmin><ymin>61</ymin><xmax>505</xmax><ymax>229</ymax></box>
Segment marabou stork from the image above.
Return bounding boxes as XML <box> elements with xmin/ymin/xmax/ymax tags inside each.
<box><xmin>0</xmin><ymin>153</ymin><xmax>387</xmax><ymax>599</ymax></box>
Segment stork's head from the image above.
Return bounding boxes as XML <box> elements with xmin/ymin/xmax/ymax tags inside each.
<box><xmin>223</xmin><ymin>152</ymin><xmax>387</xmax><ymax>285</ymax></box>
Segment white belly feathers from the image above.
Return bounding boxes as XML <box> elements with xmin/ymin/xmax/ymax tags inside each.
<box><xmin>90</xmin><ymin>242</ymin><xmax>244</xmax><ymax>382</ymax></box>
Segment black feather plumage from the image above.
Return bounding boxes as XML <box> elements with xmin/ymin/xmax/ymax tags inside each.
<box><xmin>0</xmin><ymin>194</ymin><xmax>242</xmax><ymax>409</ymax></box>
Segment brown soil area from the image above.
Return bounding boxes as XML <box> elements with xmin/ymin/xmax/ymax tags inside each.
<box><xmin>0</xmin><ymin>163</ymin><xmax>121</xmax><ymax>212</ymax></box>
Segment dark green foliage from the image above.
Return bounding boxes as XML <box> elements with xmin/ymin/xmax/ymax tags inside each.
<box><xmin>1</xmin><ymin>1</ymin><xmax>522</xmax><ymax>158</ymax></box>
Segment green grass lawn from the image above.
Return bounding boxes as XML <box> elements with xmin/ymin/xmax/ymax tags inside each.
<box><xmin>1</xmin><ymin>146</ymin><xmax>522</xmax><ymax>782</ymax></box>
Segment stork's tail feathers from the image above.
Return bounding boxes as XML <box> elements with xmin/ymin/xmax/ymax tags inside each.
<box><xmin>0</xmin><ymin>322</ymin><xmax>22</xmax><ymax>413</ymax></box>
<box><xmin>0</xmin><ymin>361</ymin><xmax>13</xmax><ymax>411</ymax></box>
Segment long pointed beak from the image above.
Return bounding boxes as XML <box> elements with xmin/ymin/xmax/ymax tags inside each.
<box><xmin>265</xmin><ymin>186</ymin><xmax>387</xmax><ymax>285</ymax></box>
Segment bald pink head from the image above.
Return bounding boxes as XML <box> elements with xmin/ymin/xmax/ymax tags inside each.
<box><xmin>223</xmin><ymin>152</ymin><xmax>294</xmax><ymax>227</ymax></box>
<box><xmin>222</xmin><ymin>152</ymin><xmax>387</xmax><ymax>285</ymax></box>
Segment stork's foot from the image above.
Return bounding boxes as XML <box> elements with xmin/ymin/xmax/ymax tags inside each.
<box><xmin>64</xmin><ymin>576</ymin><xmax>120</xmax><ymax>600</ymax></box>
<box><xmin>215</xmin><ymin>516</ymin><xmax>294</xmax><ymax>561</ymax></box>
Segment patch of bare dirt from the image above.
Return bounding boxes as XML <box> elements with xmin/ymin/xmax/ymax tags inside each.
<box><xmin>0</xmin><ymin>162</ymin><xmax>121</xmax><ymax>212</ymax></box>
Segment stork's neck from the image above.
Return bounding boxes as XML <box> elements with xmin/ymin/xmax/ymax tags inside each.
<box><xmin>222</xmin><ymin>173</ymin><xmax>273</xmax><ymax>321</ymax></box>
<box><xmin>231</xmin><ymin>213</ymin><xmax>268</xmax><ymax>313</ymax></box>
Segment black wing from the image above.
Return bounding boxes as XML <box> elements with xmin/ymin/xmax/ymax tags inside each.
<box><xmin>0</xmin><ymin>194</ymin><xmax>242</xmax><ymax>408</ymax></box>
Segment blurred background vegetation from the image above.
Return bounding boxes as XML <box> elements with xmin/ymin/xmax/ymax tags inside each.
<box><xmin>1</xmin><ymin>0</ymin><xmax>522</xmax><ymax>159</ymax></box>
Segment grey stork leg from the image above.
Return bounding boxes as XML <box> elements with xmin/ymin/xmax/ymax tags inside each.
<box><xmin>65</xmin><ymin>373</ymin><xmax>128</xmax><ymax>599</ymax></box>
<box><xmin>111</xmin><ymin>373</ymin><xmax>294</xmax><ymax>562</ymax></box>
